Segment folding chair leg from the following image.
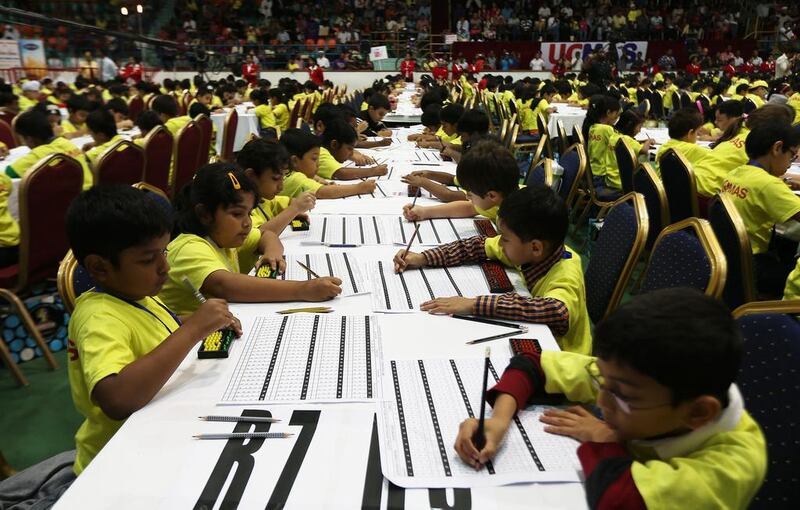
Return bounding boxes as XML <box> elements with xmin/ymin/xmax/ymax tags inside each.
<box><xmin>0</xmin><ymin>337</ymin><xmax>28</xmax><ymax>386</ymax></box>
<box><xmin>0</xmin><ymin>289</ymin><xmax>58</xmax><ymax>371</ymax></box>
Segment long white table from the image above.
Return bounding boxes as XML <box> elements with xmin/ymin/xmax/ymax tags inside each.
<box><xmin>53</xmin><ymin>126</ymin><xmax>588</xmax><ymax>509</ymax></box>
<box><xmin>548</xmin><ymin>104</ymin><xmax>586</xmax><ymax>138</ymax></box>
<box><xmin>211</xmin><ymin>107</ymin><xmax>259</xmax><ymax>154</ymax></box>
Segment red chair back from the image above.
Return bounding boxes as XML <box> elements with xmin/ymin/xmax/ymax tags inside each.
<box><xmin>220</xmin><ymin>109</ymin><xmax>238</xmax><ymax>162</ymax></box>
<box><xmin>18</xmin><ymin>154</ymin><xmax>84</xmax><ymax>290</ymax></box>
<box><xmin>0</xmin><ymin>110</ymin><xmax>15</xmax><ymax>126</ymax></box>
<box><xmin>194</xmin><ymin>114</ymin><xmax>213</xmax><ymax>168</ymax></box>
<box><xmin>0</xmin><ymin>119</ymin><xmax>17</xmax><ymax>149</ymax></box>
<box><xmin>171</xmin><ymin>120</ymin><xmax>202</xmax><ymax>197</ymax></box>
<box><xmin>182</xmin><ymin>91</ymin><xmax>194</xmax><ymax>113</ymax></box>
<box><xmin>93</xmin><ymin>140</ymin><xmax>145</xmax><ymax>186</ymax></box>
<box><xmin>142</xmin><ymin>126</ymin><xmax>173</xmax><ymax>195</ymax></box>
<box><xmin>128</xmin><ymin>96</ymin><xmax>145</xmax><ymax>123</ymax></box>
<box><xmin>288</xmin><ymin>100</ymin><xmax>303</xmax><ymax>131</ymax></box>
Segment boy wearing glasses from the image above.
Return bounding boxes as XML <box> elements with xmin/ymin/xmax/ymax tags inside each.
<box><xmin>454</xmin><ymin>288</ymin><xmax>766</xmax><ymax>510</ymax></box>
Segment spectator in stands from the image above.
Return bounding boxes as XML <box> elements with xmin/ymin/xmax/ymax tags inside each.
<box><xmin>98</xmin><ymin>51</ymin><xmax>118</xmax><ymax>82</ymax></box>
<box><xmin>78</xmin><ymin>51</ymin><xmax>99</xmax><ymax>81</ymax></box>
<box><xmin>658</xmin><ymin>49</ymin><xmax>677</xmax><ymax>70</ymax></box>
<box><xmin>529</xmin><ymin>52</ymin><xmax>545</xmax><ymax>71</ymax></box>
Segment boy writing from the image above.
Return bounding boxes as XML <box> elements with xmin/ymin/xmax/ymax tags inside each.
<box><xmin>317</xmin><ymin>119</ymin><xmax>388</xmax><ymax>180</ymax></box>
<box><xmin>655</xmin><ymin>108</ymin><xmax>711</xmax><ymax>172</ymax></box>
<box><xmin>66</xmin><ymin>185</ymin><xmax>241</xmax><ymax>474</ymax></box>
<box><xmin>395</xmin><ymin>182</ymin><xmax>591</xmax><ymax>355</ymax></box>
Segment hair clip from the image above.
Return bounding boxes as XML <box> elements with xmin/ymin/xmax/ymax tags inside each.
<box><xmin>227</xmin><ymin>172</ymin><xmax>241</xmax><ymax>190</ymax></box>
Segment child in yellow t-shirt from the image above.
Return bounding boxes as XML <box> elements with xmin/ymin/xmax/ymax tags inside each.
<box><xmin>249</xmin><ymin>89</ymin><xmax>277</xmax><ymax>136</ymax></box>
<box><xmin>280</xmin><ymin>128</ymin><xmax>378</xmax><ymax>198</ymax></box>
<box><xmin>317</xmin><ymin>119</ymin><xmax>387</xmax><ymax>180</ymax></box>
<box><xmin>83</xmin><ymin>109</ymin><xmax>123</xmax><ymax>167</ymax></box>
<box><xmin>417</xmin><ymin>103</ymin><xmax>464</xmax><ymax>149</ymax></box>
<box><xmin>269</xmin><ymin>89</ymin><xmax>290</xmax><ymax>132</ymax></box>
<box><xmin>58</xmin><ymin>94</ymin><xmax>91</xmax><ymax>139</ymax></box>
<box><xmin>583</xmin><ymin>95</ymin><xmax>622</xmax><ymax>188</ymax></box>
<box><xmin>605</xmin><ymin>109</ymin><xmax>655</xmax><ymax>191</ymax></box>
<box><xmin>720</xmin><ymin>124</ymin><xmax>800</xmax><ymax>297</ymax></box>
<box><xmin>66</xmin><ymin>186</ymin><xmax>241</xmax><ymax>475</ymax></box>
<box><xmin>655</xmin><ymin>108</ymin><xmax>711</xmax><ymax>174</ymax></box>
<box><xmin>0</xmin><ymin>173</ymin><xmax>19</xmax><ymax>267</ymax></box>
<box><xmin>158</xmin><ymin>164</ymin><xmax>342</xmax><ymax>316</ymax></box>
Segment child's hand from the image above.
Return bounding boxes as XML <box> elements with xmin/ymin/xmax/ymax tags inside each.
<box><xmin>257</xmin><ymin>233</ymin><xmax>286</xmax><ymax>273</ymax></box>
<box><xmin>378</xmin><ymin>137</ymin><xmax>392</xmax><ymax>147</ymax></box>
<box><xmin>401</xmin><ymin>174</ymin><xmax>429</xmax><ymax>187</ymax></box>
<box><xmin>420</xmin><ymin>297</ymin><xmax>476</xmax><ymax>315</ymax></box>
<box><xmin>302</xmin><ymin>277</ymin><xmax>343</xmax><ymax>301</ymax></box>
<box><xmin>442</xmin><ymin>146</ymin><xmax>458</xmax><ymax>159</ymax></box>
<box><xmin>373</xmin><ymin>164</ymin><xmax>388</xmax><ymax>176</ymax></box>
<box><xmin>539</xmin><ymin>406</ymin><xmax>619</xmax><ymax>443</ymax></box>
<box><xmin>185</xmin><ymin>298</ymin><xmax>241</xmax><ymax>338</ymax></box>
<box><xmin>406</xmin><ymin>170</ymin><xmax>430</xmax><ymax>179</ymax></box>
<box><xmin>393</xmin><ymin>250</ymin><xmax>426</xmax><ymax>273</ymax></box>
<box><xmin>402</xmin><ymin>204</ymin><xmax>427</xmax><ymax>221</ymax></box>
<box><xmin>358</xmin><ymin>180</ymin><xmax>377</xmax><ymax>194</ymax></box>
<box><xmin>290</xmin><ymin>192</ymin><xmax>316</xmax><ymax>214</ymax></box>
<box><xmin>453</xmin><ymin>417</ymin><xmax>511</xmax><ymax>469</ymax></box>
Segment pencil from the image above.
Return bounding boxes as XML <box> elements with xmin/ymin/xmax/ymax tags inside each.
<box><xmin>182</xmin><ymin>276</ymin><xmax>206</xmax><ymax>304</ymax></box>
<box><xmin>200</xmin><ymin>415</ymin><xmax>281</xmax><ymax>423</ymax></box>
<box><xmin>276</xmin><ymin>307</ymin><xmax>333</xmax><ymax>315</ymax></box>
<box><xmin>401</xmin><ymin>222</ymin><xmax>421</xmax><ymax>262</ymax></box>
<box><xmin>296</xmin><ymin>260</ymin><xmax>321</xmax><ymax>278</ymax></box>
<box><xmin>410</xmin><ymin>186</ymin><xmax>421</xmax><ymax>208</ymax></box>
<box><xmin>473</xmin><ymin>346</ymin><xmax>491</xmax><ymax>450</ymax></box>
<box><xmin>465</xmin><ymin>330</ymin><xmax>522</xmax><ymax>345</ymax></box>
<box><xmin>193</xmin><ymin>432</ymin><xmax>293</xmax><ymax>440</ymax></box>
<box><xmin>452</xmin><ymin>315</ymin><xmax>528</xmax><ymax>331</ymax></box>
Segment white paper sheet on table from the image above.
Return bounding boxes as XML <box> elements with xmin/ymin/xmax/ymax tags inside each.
<box><xmin>304</xmin><ymin>215</ymin><xmax>397</xmax><ymax>246</ymax></box>
<box><xmin>367</xmin><ymin>261</ymin><xmax>523</xmax><ymax>313</ymax></box>
<box><xmin>334</xmin><ymin>181</ymin><xmax>439</xmax><ymax>200</ymax></box>
<box><xmin>220</xmin><ymin>315</ymin><xmax>383</xmax><ymax>404</ymax></box>
<box><xmin>393</xmin><ymin>217</ymin><xmax>493</xmax><ymax>246</ymax></box>
<box><xmin>379</xmin><ymin>356</ymin><xmax>583</xmax><ymax>488</ymax></box>
<box><xmin>279</xmin><ymin>253</ymin><xmax>369</xmax><ymax>296</ymax></box>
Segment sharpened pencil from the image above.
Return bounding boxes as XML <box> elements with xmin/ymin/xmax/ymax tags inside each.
<box><xmin>401</xmin><ymin>222</ymin><xmax>421</xmax><ymax>262</ymax></box>
<box><xmin>193</xmin><ymin>432</ymin><xmax>293</xmax><ymax>440</ymax></box>
<box><xmin>473</xmin><ymin>346</ymin><xmax>491</xmax><ymax>450</ymax></box>
<box><xmin>296</xmin><ymin>261</ymin><xmax>322</xmax><ymax>279</ymax></box>
<box><xmin>200</xmin><ymin>415</ymin><xmax>281</xmax><ymax>423</ymax></box>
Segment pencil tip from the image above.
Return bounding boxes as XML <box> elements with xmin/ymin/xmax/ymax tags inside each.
<box><xmin>484</xmin><ymin>346</ymin><xmax>491</xmax><ymax>357</ymax></box>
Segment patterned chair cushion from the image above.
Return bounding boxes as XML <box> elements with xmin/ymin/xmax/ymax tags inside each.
<box><xmin>640</xmin><ymin>229</ymin><xmax>711</xmax><ymax>293</ymax></box>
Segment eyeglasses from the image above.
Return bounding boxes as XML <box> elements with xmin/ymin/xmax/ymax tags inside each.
<box><xmin>584</xmin><ymin>361</ymin><xmax>672</xmax><ymax>414</ymax></box>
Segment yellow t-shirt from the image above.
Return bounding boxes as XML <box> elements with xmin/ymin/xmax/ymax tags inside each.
<box><xmin>474</xmin><ymin>204</ymin><xmax>499</xmax><ymax>224</ymax></box>
<box><xmin>84</xmin><ymin>135</ymin><xmax>124</xmax><ymax>166</ymax></box>
<box><xmin>435</xmin><ymin>127</ymin><xmax>462</xmax><ymax>146</ymax></box>
<box><xmin>692</xmin><ymin>128</ymin><xmax>750</xmax><ymax>197</ymax></box>
<box><xmin>317</xmin><ymin>146</ymin><xmax>342</xmax><ymax>180</ymax></box>
<box><xmin>61</xmin><ymin>119</ymin><xmax>85</xmax><ymax>134</ymax></box>
<box><xmin>67</xmin><ymin>291</ymin><xmax>181</xmax><ymax>475</ymax></box>
<box><xmin>159</xmin><ymin>230</ymin><xmax>262</xmax><ymax>315</ymax></box>
<box><xmin>720</xmin><ymin>164</ymin><xmax>800</xmax><ymax>254</ymax></box>
<box><xmin>484</xmin><ymin>239</ymin><xmax>591</xmax><ymax>355</ymax></box>
<box><xmin>588</xmin><ymin>124</ymin><xmax>616</xmax><ymax>179</ymax></box>
<box><xmin>784</xmin><ymin>259</ymin><xmax>800</xmax><ymax>300</ymax></box>
<box><xmin>702</xmin><ymin>122</ymin><xmax>722</xmax><ymax>137</ymax></box>
<box><xmin>18</xmin><ymin>95</ymin><xmax>37</xmax><ymax>111</ymax></box>
<box><xmin>516</xmin><ymin>98</ymin><xmax>536</xmax><ymax>132</ymax></box>
<box><xmin>539</xmin><ymin>351</ymin><xmax>766</xmax><ymax>510</ymax></box>
<box><xmin>6</xmin><ymin>137</ymin><xmax>93</xmax><ymax>190</ymax></box>
<box><xmin>747</xmin><ymin>94</ymin><xmax>765</xmax><ymax>108</ymax></box>
<box><xmin>164</xmin><ymin>115</ymin><xmax>192</xmax><ymax>137</ymax></box>
<box><xmin>604</xmin><ymin>133</ymin><xmax>643</xmax><ymax>190</ymax></box>
<box><xmin>251</xmin><ymin>196</ymin><xmax>291</xmax><ymax>230</ymax></box>
<box><xmin>280</xmin><ymin>171</ymin><xmax>323</xmax><ymax>198</ymax></box>
<box><xmin>254</xmin><ymin>104</ymin><xmax>277</xmax><ymax>129</ymax></box>
<box><xmin>273</xmin><ymin>103</ymin><xmax>289</xmax><ymax>131</ymax></box>
<box><xmin>0</xmin><ymin>174</ymin><xmax>20</xmax><ymax>247</ymax></box>
<box><xmin>787</xmin><ymin>93</ymin><xmax>800</xmax><ymax>124</ymax></box>
<box><xmin>655</xmin><ymin>138</ymin><xmax>712</xmax><ymax>177</ymax></box>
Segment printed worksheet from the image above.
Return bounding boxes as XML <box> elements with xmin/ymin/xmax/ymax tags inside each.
<box><xmin>367</xmin><ymin>261</ymin><xmax>521</xmax><ymax>312</ymax></box>
<box><xmin>379</xmin><ymin>357</ymin><xmax>582</xmax><ymax>488</ymax></box>
<box><xmin>392</xmin><ymin>217</ymin><xmax>495</xmax><ymax>246</ymax></box>
<box><xmin>279</xmin><ymin>253</ymin><xmax>368</xmax><ymax>296</ymax></box>
<box><xmin>304</xmin><ymin>215</ymin><xmax>395</xmax><ymax>246</ymax></box>
<box><xmin>220</xmin><ymin>315</ymin><xmax>382</xmax><ymax>404</ymax></box>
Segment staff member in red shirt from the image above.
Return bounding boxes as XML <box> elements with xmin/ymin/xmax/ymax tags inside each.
<box><xmin>400</xmin><ymin>53</ymin><xmax>416</xmax><ymax>82</ymax></box>
<box><xmin>242</xmin><ymin>55</ymin><xmax>260</xmax><ymax>85</ymax></box>
<box><xmin>686</xmin><ymin>56</ymin><xmax>702</xmax><ymax>77</ymax></box>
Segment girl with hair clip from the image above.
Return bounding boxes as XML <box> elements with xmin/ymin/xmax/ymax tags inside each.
<box><xmin>268</xmin><ymin>88</ymin><xmax>290</xmax><ymax>131</ymax></box>
<box><xmin>582</xmin><ymin>95</ymin><xmax>622</xmax><ymax>189</ymax></box>
<box><xmin>603</xmin><ymin>109</ymin><xmax>655</xmax><ymax>190</ymax></box>
<box><xmin>158</xmin><ymin>163</ymin><xmax>341</xmax><ymax>316</ymax></box>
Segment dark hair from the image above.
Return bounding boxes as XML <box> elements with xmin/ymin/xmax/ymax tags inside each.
<box><xmin>14</xmin><ymin>110</ymin><xmax>54</xmax><ymax>141</ymax></box>
<box><xmin>715</xmin><ymin>103</ymin><xmax>795</xmax><ymax>147</ymax></box>
<box><xmin>582</xmin><ymin>95</ymin><xmax>621</xmax><ymax>141</ymax></box>
<box><xmin>440</xmin><ymin>103</ymin><xmax>465</xmax><ymax>125</ymax></box>
<box><xmin>280</xmin><ymin>128</ymin><xmax>322</xmax><ymax>159</ymax></box>
<box><xmin>174</xmin><ymin>163</ymin><xmax>259</xmax><ymax>237</ymax></box>
<box><xmin>421</xmin><ymin>108</ymin><xmax>441</xmax><ymax>128</ymax></box>
<box><xmin>367</xmin><ymin>93</ymin><xmax>391</xmax><ymax>110</ymax></box>
<box><xmin>595</xmin><ymin>288</ymin><xmax>741</xmax><ymax>407</ymax></box>
<box><xmin>66</xmin><ymin>94</ymin><xmax>91</xmax><ymax>113</ymax></box>
<box><xmin>151</xmin><ymin>94</ymin><xmax>179</xmax><ymax>117</ymax></box>
<box><xmin>105</xmin><ymin>97</ymin><xmax>129</xmax><ymax>117</ymax></box>
<box><xmin>135</xmin><ymin>110</ymin><xmax>163</xmax><ymax>133</ymax></box>
<box><xmin>744</xmin><ymin>123</ymin><xmax>800</xmax><ymax>159</ymax></box>
<box><xmin>497</xmin><ymin>184</ymin><xmax>568</xmax><ymax>247</ymax></box>
<box><xmin>304</xmin><ymin>80</ymin><xmax>318</xmax><ymax>92</ymax></box>
<box><xmin>322</xmin><ymin>118</ymin><xmax>357</xmax><ymax>147</ymax></box>
<box><xmin>67</xmin><ymin>185</ymin><xmax>172</xmax><ymax>266</ymax></box>
<box><xmin>614</xmin><ymin>109</ymin><xmax>644</xmax><ymax>138</ymax></box>
<box><xmin>456</xmin><ymin>109</ymin><xmax>490</xmax><ymax>135</ymax></box>
<box><xmin>86</xmin><ymin>108</ymin><xmax>118</xmax><ymax>139</ymax></box>
<box><xmin>456</xmin><ymin>140</ymin><xmax>519</xmax><ymax>198</ymax></box>
<box><xmin>735</xmin><ymin>83</ymin><xmax>749</xmax><ymax>94</ymax></box>
<box><xmin>312</xmin><ymin>103</ymin><xmax>344</xmax><ymax>129</ymax></box>
<box><xmin>269</xmin><ymin>88</ymin><xmax>287</xmax><ymax>104</ymax></box>
<box><xmin>668</xmin><ymin>108</ymin><xmax>704</xmax><ymax>139</ymax></box>
<box><xmin>237</xmin><ymin>138</ymin><xmax>289</xmax><ymax>176</ymax></box>
<box><xmin>188</xmin><ymin>101</ymin><xmax>210</xmax><ymax>118</ymax></box>
<box><xmin>249</xmin><ymin>89</ymin><xmax>267</xmax><ymax>104</ymax></box>
<box><xmin>716</xmin><ymin>99</ymin><xmax>744</xmax><ymax>118</ymax></box>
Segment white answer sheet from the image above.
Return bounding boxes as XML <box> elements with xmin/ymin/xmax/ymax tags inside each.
<box><xmin>304</xmin><ymin>215</ymin><xmax>395</xmax><ymax>246</ymax></box>
<box><xmin>393</xmin><ymin>217</ymin><xmax>495</xmax><ymax>246</ymax></box>
<box><xmin>367</xmin><ymin>261</ymin><xmax>522</xmax><ymax>313</ymax></box>
<box><xmin>220</xmin><ymin>315</ymin><xmax>383</xmax><ymax>404</ymax></box>
<box><xmin>379</xmin><ymin>357</ymin><xmax>583</xmax><ymax>488</ymax></box>
<box><xmin>279</xmin><ymin>252</ymin><xmax>369</xmax><ymax>296</ymax></box>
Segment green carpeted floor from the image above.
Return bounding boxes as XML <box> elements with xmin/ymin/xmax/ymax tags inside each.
<box><xmin>0</xmin><ymin>350</ymin><xmax>83</xmax><ymax>472</ymax></box>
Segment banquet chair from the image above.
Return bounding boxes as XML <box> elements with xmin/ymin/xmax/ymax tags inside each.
<box><xmin>632</xmin><ymin>162</ymin><xmax>669</xmax><ymax>250</ymax></box>
<box><xmin>708</xmin><ymin>194</ymin><xmax>756</xmax><ymax>309</ymax></box>
<box><xmin>614</xmin><ymin>137</ymin><xmax>638</xmax><ymax>194</ymax></box>
<box><xmin>194</xmin><ymin>114</ymin><xmax>213</xmax><ymax>168</ymax></box>
<box><xmin>56</xmin><ymin>250</ymin><xmax>94</xmax><ymax>314</ymax></box>
<box><xmin>128</xmin><ymin>96</ymin><xmax>145</xmax><ymax>124</ymax></box>
<box><xmin>170</xmin><ymin>120</ymin><xmax>202</xmax><ymax>198</ymax></box>
<box><xmin>0</xmin><ymin>119</ymin><xmax>17</xmax><ymax>149</ymax></box>
<box><xmin>92</xmin><ymin>140</ymin><xmax>145</xmax><ymax>186</ymax></box>
<box><xmin>557</xmin><ymin>143</ymin><xmax>587</xmax><ymax>209</ymax></box>
<box><xmin>220</xmin><ymin>109</ymin><xmax>239</xmax><ymax>162</ymax></box>
<box><xmin>659</xmin><ymin>148</ymin><xmax>699</xmax><ymax>223</ymax></box>
<box><xmin>141</xmin><ymin>125</ymin><xmax>174</xmax><ymax>195</ymax></box>
<box><xmin>0</xmin><ymin>289</ymin><xmax>59</xmax><ymax>386</ymax></box>
<box><xmin>525</xmin><ymin>158</ymin><xmax>553</xmax><ymax>188</ymax></box>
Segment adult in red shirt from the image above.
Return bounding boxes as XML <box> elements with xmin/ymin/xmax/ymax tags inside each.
<box><xmin>120</xmin><ymin>56</ymin><xmax>143</xmax><ymax>83</ymax></box>
<box><xmin>242</xmin><ymin>55</ymin><xmax>260</xmax><ymax>85</ymax></box>
<box><xmin>760</xmin><ymin>59</ymin><xmax>775</xmax><ymax>74</ymax></box>
<box><xmin>400</xmin><ymin>53</ymin><xmax>416</xmax><ymax>82</ymax></box>
<box><xmin>431</xmin><ymin>63</ymin><xmax>448</xmax><ymax>82</ymax></box>
<box><xmin>685</xmin><ymin>56</ymin><xmax>701</xmax><ymax>77</ymax></box>
<box><xmin>307</xmin><ymin>59</ymin><xmax>324</xmax><ymax>86</ymax></box>
<box><xmin>722</xmin><ymin>59</ymin><xmax>737</xmax><ymax>78</ymax></box>
<box><xmin>451</xmin><ymin>60</ymin><xmax>463</xmax><ymax>82</ymax></box>
<box><xmin>739</xmin><ymin>61</ymin><xmax>754</xmax><ymax>74</ymax></box>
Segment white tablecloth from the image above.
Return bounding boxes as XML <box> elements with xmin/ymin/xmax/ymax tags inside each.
<box><xmin>53</xmin><ymin>126</ymin><xmax>587</xmax><ymax>510</ymax></box>
<box><xmin>211</xmin><ymin>108</ymin><xmax>259</xmax><ymax>154</ymax></box>
<box><xmin>548</xmin><ymin>104</ymin><xmax>586</xmax><ymax>139</ymax></box>
<box><xmin>384</xmin><ymin>86</ymin><xmax>423</xmax><ymax>125</ymax></box>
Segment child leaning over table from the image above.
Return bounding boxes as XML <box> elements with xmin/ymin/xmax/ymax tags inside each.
<box><xmin>66</xmin><ymin>185</ymin><xmax>242</xmax><ymax>475</ymax></box>
<box><xmin>394</xmin><ymin>184</ymin><xmax>591</xmax><ymax>355</ymax></box>
<box><xmin>454</xmin><ymin>288</ymin><xmax>766</xmax><ymax>510</ymax></box>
